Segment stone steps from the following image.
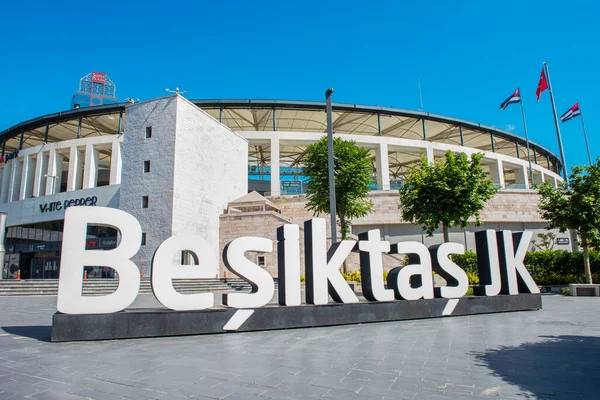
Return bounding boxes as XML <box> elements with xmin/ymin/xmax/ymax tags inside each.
<box><xmin>0</xmin><ymin>278</ymin><xmax>270</xmax><ymax>296</ymax></box>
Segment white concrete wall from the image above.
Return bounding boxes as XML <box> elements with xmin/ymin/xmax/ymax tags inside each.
<box><xmin>119</xmin><ymin>96</ymin><xmax>177</xmax><ymax>275</ymax></box>
<box><xmin>119</xmin><ymin>95</ymin><xmax>248</xmax><ymax>276</ymax></box>
<box><xmin>0</xmin><ymin>136</ymin><xmax>122</xmax><ymax>203</ymax></box>
<box><xmin>0</xmin><ymin>185</ymin><xmax>120</xmax><ymax>227</ymax></box>
<box><xmin>172</xmin><ymin>97</ymin><xmax>248</xmax><ymax>275</ymax></box>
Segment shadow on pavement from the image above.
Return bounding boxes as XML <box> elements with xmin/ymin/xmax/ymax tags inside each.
<box><xmin>473</xmin><ymin>335</ymin><xmax>600</xmax><ymax>399</ymax></box>
<box><xmin>2</xmin><ymin>325</ymin><xmax>52</xmax><ymax>342</ymax></box>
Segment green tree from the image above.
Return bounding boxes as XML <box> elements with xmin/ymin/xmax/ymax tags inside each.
<box><xmin>398</xmin><ymin>150</ymin><xmax>498</xmax><ymax>242</ymax></box>
<box><xmin>303</xmin><ymin>136</ymin><xmax>374</xmax><ymax>241</ymax></box>
<box><xmin>538</xmin><ymin>160</ymin><xmax>600</xmax><ymax>284</ymax></box>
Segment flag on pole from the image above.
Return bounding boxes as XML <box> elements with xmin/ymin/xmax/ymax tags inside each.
<box><xmin>536</xmin><ymin>68</ymin><xmax>548</xmax><ymax>101</ymax></box>
<box><xmin>560</xmin><ymin>102</ymin><xmax>581</xmax><ymax>123</ymax></box>
<box><xmin>500</xmin><ymin>88</ymin><xmax>521</xmax><ymax>110</ymax></box>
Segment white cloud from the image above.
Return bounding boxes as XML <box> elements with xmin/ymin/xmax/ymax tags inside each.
<box><xmin>504</xmin><ymin>124</ymin><xmax>515</xmax><ymax>132</ymax></box>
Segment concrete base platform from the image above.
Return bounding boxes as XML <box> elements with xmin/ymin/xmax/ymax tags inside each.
<box><xmin>569</xmin><ymin>284</ymin><xmax>600</xmax><ymax>296</ymax></box>
<box><xmin>51</xmin><ymin>294</ymin><xmax>542</xmax><ymax>342</ymax></box>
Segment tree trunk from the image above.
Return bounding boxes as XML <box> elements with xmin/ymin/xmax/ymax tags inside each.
<box><xmin>582</xmin><ymin>234</ymin><xmax>593</xmax><ymax>284</ymax></box>
<box><xmin>340</xmin><ymin>216</ymin><xmax>348</xmax><ymax>274</ymax></box>
<box><xmin>442</xmin><ymin>224</ymin><xmax>450</xmax><ymax>243</ymax></box>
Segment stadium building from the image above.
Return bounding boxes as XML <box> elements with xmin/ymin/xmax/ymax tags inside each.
<box><xmin>0</xmin><ymin>94</ymin><xmax>568</xmax><ymax>279</ymax></box>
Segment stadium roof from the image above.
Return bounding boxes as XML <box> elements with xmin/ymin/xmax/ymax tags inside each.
<box><xmin>0</xmin><ymin>98</ymin><xmax>561</xmax><ymax>173</ymax></box>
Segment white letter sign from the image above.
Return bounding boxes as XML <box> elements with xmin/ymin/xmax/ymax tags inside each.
<box><xmin>304</xmin><ymin>218</ymin><xmax>359</xmax><ymax>305</ymax></box>
<box><xmin>57</xmin><ymin>207</ymin><xmax>141</xmax><ymax>314</ymax></box>
<box><xmin>223</xmin><ymin>237</ymin><xmax>275</xmax><ymax>308</ymax></box>
<box><xmin>152</xmin><ymin>234</ymin><xmax>217</xmax><ymax>311</ymax></box>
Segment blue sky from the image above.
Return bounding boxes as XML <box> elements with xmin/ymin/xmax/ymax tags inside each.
<box><xmin>1</xmin><ymin>0</ymin><xmax>597</xmax><ymax>171</ymax></box>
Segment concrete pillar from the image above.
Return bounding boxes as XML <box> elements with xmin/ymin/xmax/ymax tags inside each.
<box><xmin>270</xmin><ymin>137</ymin><xmax>280</xmax><ymax>196</ymax></box>
<box><xmin>83</xmin><ymin>143</ymin><xmax>98</xmax><ymax>189</ymax></box>
<box><xmin>32</xmin><ymin>151</ymin><xmax>48</xmax><ymax>197</ymax></box>
<box><xmin>376</xmin><ymin>143</ymin><xmax>390</xmax><ymax>190</ymax></box>
<box><xmin>514</xmin><ymin>165</ymin><xmax>529</xmax><ymax>189</ymax></box>
<box><xmin>19</xmin><ymin>155</ymin><xmax>35</xmax><ymax>200</ymax></box>
<box><xmin>425</xmin><ymin>145</ymin><xmax>434</xmax><ymax>164</ymax></box>
<box><xmin>0</xmin><ymin>213</ymin><xmax>6</xmax><ymax>279</ymax></box>
<box><xmin>489</xmin><ymin>159</ymin><xmax>505</xmax><ymax>188</ymax></box>
<box><xmin>67</xmin><ymin>146</ymin><xmax>84</xmax><ymax>192</ymax></box>
<box><xmin>109</xmin><ymin>140</ymin><xmax>122</xmax><ymax>185</ymax></box>
<box><xmin>45</xmin><ymin>149</ymin><xmax>63</xmax><ymax>195</ymax></box>
<box><xmin>0</xmin><ymin>163</ymin><xmax>11</xmax><ymax>203</ymax></box>
<box><xmin>8</xmin><ymin>160</ymin><xmax>22</xmax><ymax>202</ymax></box>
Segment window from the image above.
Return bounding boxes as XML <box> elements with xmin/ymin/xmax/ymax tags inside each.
<box><xmin>181</xmin><ymin>251</ymin><xmax>199</xmax><ymax>265</ymax></box>
<box><xmin>145</xmin><ymin>126</ymin><xmax>152</xmax><ymax>138</ymax></box>
<box><xmin>142</xmin><ymin>196</ymin><xmax>149</xmax><ymax>209</ymax></box>
<box><xmin>141</xmin><ymin>232</ymin><xmax>146</xmax><ymax>246</ymax></box>
<box><xmin>257</xmin><ymin>255</ymin><xmax>265</xmax><ymax>267</ymax></box>
<box><xmin>143</xmin><ymin>160</ymin><xmax>150</xmax><ymax>173</ymax></box>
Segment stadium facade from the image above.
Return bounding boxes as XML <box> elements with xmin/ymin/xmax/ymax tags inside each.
<box><xmin>0</xmin><ymin>95</ymin><xmax>568</xmax><ymax>279</ymax></box>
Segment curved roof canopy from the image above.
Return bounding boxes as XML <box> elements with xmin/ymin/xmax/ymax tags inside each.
<box><xmin>0</xmin><ymin>98</ymin><xmax>561</xmax><ymax>173</ymax></box>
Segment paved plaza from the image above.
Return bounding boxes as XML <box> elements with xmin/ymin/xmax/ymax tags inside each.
<box><xmin>0</xmin><ymin>294</ymin><xmax>598</xmax><ymax>399</ymax></box>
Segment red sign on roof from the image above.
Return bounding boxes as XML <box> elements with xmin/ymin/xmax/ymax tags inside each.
<box><xmin>91</xmin><ymin>72</ymin><xmax>106</xmax><ymax>84</ymax></box>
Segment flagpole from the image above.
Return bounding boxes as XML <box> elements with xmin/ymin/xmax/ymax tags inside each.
<box><xmin>518</xmin><ymin>87</ymin><xmax>534</xmax><ymax>186</ymax></box>
<box><xmin>578</xmin><ymin>102</ymin><xmax>592</xmax><ymax>165</ymax></box>
<box><xmin>543</xmin><ymin>62</ymin><xmax>569</xmax><ymax>181</ymax></box>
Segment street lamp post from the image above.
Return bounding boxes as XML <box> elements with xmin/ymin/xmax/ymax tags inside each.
<box><xmin>326</xmin><ymin>88</ymin><xmax>337</xmax><ymax>244</ymax></box>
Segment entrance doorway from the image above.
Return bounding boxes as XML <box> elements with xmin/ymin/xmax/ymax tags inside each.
<box><xmin>16</xmin><ymin>253</ymin><xmax>60</xmax><ymax>279</ymax></box>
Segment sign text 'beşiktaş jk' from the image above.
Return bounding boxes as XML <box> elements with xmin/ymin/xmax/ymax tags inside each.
<box><xmin>56</xmin><ymin>207</ymin><xmax>539</xmax><ymax>315</ymax></box>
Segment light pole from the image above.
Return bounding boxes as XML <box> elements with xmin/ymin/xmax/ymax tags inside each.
<box><xmin>326</xmin><ymin>88</ymin><xmax>337</xmax><ymax>244</ymax></box>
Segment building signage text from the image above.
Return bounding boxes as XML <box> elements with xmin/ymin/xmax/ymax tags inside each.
<box><xmin>57</xmin><ymin>207</ymin><xmax>540</xmax><ymax>321</ymax></box>
<box><xmin>0</xmin><ymin>151</ymin><xmax>19</xmax><ymax>164</ymax></box>
<box><xmin>40</xmin><ymin>196</ymin><xmax>98</xmax><ymax>213</ymax></box>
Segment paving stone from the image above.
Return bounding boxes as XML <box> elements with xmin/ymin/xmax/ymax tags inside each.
<box><xmin>1</xmin><ymin>295</ymin><xmax>600</xmax><ymax>399</ymax></box>
<box><xmin>25</xmin><ymin>390</ymin><xmax>90</xmax><ymax>400</ymax></box>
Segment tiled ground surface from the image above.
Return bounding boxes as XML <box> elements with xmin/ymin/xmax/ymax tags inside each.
<box><xmin>0</xmin><ymin>294</ymin><xmax>598</xmax><ymax>399</ymax></box>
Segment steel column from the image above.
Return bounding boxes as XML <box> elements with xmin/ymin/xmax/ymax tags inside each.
<box><xmin>44</xmin><ymin>122</ymin><xmax>49</xmax><ymax>143</ymax></box>
<box><xmin>326</xmin><ymin>88</ymin><xmax>337</xmax><ymax>244</ymax></box>
<box><xmin>117</xmin><ymin>110</ymin><xmax>123</xmax><ymax>134</ymax></box>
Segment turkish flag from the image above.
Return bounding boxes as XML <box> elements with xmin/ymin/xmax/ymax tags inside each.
<box><xmin>536</xmin><ymin>67</ymin><xmax>548</xmax><ymax>101</ymax></box>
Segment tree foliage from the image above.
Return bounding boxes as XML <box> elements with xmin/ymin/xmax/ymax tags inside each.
<box><xmin>398</xmin><ymin>150</ymin><xmax>498</xmax><ymax>242</ymax></box>
<box><xmin>538</xmin><ymin>159</ymin><xmax>600</xmax><ymax>283</ymax></box>
<box><xmin>303</xmin><ymin>136</ymin><xmax>374</xmax><ymax>239</ymax></box>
